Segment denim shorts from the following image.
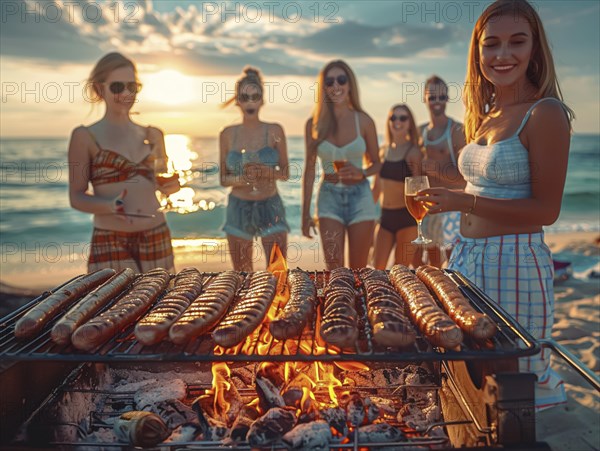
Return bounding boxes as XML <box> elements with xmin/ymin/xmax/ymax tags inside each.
<box><xmin>316</xmin><ymin>180</ymin><xmax>378</xmax><ymax>226</ymax></box>
<box><xmin>223</xmin><ymin>193</ymin><xmax>290</xmax><ymax>240</ymax></box>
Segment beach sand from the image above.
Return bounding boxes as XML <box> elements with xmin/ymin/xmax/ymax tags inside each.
<box><xmin>0</xmin><ymin>231</ymin><xmax>598</xmax><ymax>449</ymax></box>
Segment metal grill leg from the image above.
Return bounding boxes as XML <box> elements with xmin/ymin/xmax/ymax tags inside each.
<box><xmin>484</xmin><ymin>372</ymin><xmax>537</xmax><ymax>446</ymax></box>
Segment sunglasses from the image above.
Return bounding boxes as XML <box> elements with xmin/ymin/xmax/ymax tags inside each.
<box><xmin>390</xmin><ymin>114</ymin><xmax>409</xmax><ymax>122</ymax></box>
<box><xmin>239</xmin><ymin>93</ymin><xmax>262</xmax><ymax>103</ymax></box>
<box><xmin>427</xmin><ymin>94</ymin><xmax>448</xmax><ymax>103</ymax></box>
<box><xmin>107</xmin><ymin>81</ymin><xmax>142</xmax><ymax>95</ymax></box>
<box><xmin>324</xmin><ymin>74</ymin><xmax>348</xmax><ymax>87</ymax></box>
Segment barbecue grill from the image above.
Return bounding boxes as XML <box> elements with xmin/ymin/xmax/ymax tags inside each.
<box><xmin>0</xmin><ymin>269</ymin><xmax>597</xmax><ymax>450</ymax></box>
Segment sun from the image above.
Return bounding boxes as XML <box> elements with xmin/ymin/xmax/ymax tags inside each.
<box><xmin>142</xmin><ymin>69</ymin><xmax>196</xmax><ymax>105</ymax></box>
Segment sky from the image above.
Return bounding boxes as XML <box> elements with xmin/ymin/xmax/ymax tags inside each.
<box><xmin>1</xmin><ymin>0</ymin><xmax>599</xmax><ymax>138</ymax></box>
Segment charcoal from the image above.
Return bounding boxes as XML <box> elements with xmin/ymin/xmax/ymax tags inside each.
<box><xmin>256</xmin><ymin>362</ymin><xmax>286</xmax><ymax>388</ymax></box>
<box><xmin>146</xmin><ymin>399</ymin><xmax>197</xmax><ymax>429</ymax></box>
<box><xmin>247</xmin><ymin>407</ymin><xmax>297</xmax><ymax>447</ymax></box>
<box><xmin>255</xmin><ymin>374</ymin><xmax>285</xmax><ymax>411</ymax></box>
<box><xmin>364</xmin><ymin>397</ymin><xmax>381</xmax><ymax>423</ymax></box>
<box><xmin>134</xmin><ymin>379</ymin><xmax>187</xmax><ymax>409</ymax></box>
<box><xmin>229</xmin><ymin>405</ymin><xmax>260</xmax><ymax>443</ymax></box>
<box><xmin>282</xmin><ymin>420</ymin><xmax>332</xmax><ymax>450</ymax></box>
<box><xmin>355</xmin><ymin>423</ymin><xmax>405</xmax><ymax>443</ymax></box>
<box><xmin>282</xmin><ymin>386</ymin><xmax>303</xmax><ymax>408</ymax></box>
<box><xmin>346</xmin><ymin>392</ymin><xmax>366</xmax><ymax>427</ymax></box>
<box><xmin>319</xmin><ymin>407</ymin><xmax>348</xmax><ymax>437</ymax></box>
<box><xmin>368</xmin><ymin>396</ymin><xmax>397</xmax><ymax>418</ymax></box>
<box><xmin>164</xmin><ymin>422</ymin><xmax>202</xmax><ymax>442</ymax></box>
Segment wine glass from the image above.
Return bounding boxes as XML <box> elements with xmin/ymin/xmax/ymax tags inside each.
<box><xmin>154</xmin><ymin>158</ymin><xmax>178</xmax><ymax>211</ymax></box>
<box><xmin>405</xmin><ymin>176</ymin><xmax>432</xmax><ymax>244</ymax></box>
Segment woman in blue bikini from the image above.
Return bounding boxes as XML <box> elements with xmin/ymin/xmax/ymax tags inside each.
<box><xmin>417</xmin><ymin>0</ymin><xmax>574</xmax><ymax>410</ymax></box>
<box><xmin>220</xmin><ymin>67</ymin><xmax>290</xmax><ymax>271</ymax></box>
<box><xmin>302</xmin><ymin>60</ymin><xmax>381</xmax><ymax>269</ymax></box>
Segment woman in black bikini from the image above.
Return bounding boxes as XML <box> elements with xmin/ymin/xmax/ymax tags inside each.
<box><xmin>68</xmin><ymin>52</ymin><xmax>179</xmax><ymax>273</ymax></box>
<box><xmin>372</xmin><ymin>104</ymin><xmax>423</xmax><ymax>268</ymax></box>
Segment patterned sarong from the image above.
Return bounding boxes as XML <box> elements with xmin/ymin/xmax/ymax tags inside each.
<box><xmin>448</xmin><ymin>232</ymin><xmax>566</xmax><ymax>411</ymax></box>
<box><xmin>88</xmin><ymin>223</ymin><xmax>175</xmax><ymax>273</ymax></box>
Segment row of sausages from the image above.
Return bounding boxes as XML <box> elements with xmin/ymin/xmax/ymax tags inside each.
<box><xmin>13</xmin><ymin>265</ymin><xmax>496</xmax><ymax>351</ymax></box>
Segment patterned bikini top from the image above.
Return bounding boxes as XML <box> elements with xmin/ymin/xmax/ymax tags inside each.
<box><xmin>87</xmin><ymin>127</ymin><xmax>155</xmax><ymax>186</ymax></box>
<box><xmin>458</xmin><ymin>98</ymin><xmax>566</xmax><ymax>199</ymax></box>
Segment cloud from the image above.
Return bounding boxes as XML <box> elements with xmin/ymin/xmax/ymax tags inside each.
<box><xmin>0</xmin><ymin>1</ymin><xmax>459</xmax><ymax>77</ymax></box>
<box><xmin>294</xmin><ymin>21</ymin><xmax>456</xmax><ymax>59</ymax></box>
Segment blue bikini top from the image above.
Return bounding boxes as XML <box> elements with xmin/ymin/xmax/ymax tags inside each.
<box><xmin>226</xmin><ymin>124</ymin><xmax>279</xmax><ymax>173</ymax></box>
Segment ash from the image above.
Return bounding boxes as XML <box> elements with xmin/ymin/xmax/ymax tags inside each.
<box><xmin>14</xmin><ymin>362</ymin><xmax>449</xmax><ymax>449</ymax></box>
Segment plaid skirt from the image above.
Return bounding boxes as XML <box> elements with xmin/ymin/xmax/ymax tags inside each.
<box><xmin>88</xmin><ymin>223</ymin><xmax>175</xmax><ymax>273</ymax></box>
<box><xmin>448</xmin><ymin>232</ymin><xmax>566</xmax><ymax>410</ymax></box>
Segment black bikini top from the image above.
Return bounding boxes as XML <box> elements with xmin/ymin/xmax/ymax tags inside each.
<box><xmin>380</xmin><ymin>145</ymin><xmax>413</xmax><ymax>182</ymax></box>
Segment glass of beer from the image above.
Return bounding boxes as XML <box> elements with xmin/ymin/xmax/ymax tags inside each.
<box><xmin>333</xmin><ymin>160</ymin><xmax>347</xmax><ymax>172</ymax></box>
<box><xmin>405</xmin><ymin>175</ymin><xmax>432</xmax><ymax>244</ymax></box>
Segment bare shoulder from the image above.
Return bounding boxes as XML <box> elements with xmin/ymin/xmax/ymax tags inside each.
<box><xmin>357</xmin><ymin>110</ymin><xmax>376</xmax><ymax>128</ymax></box>
<box><xmin>266</xmin><ymin>121</ymin><xmax>285</xmax><ymax>135</ymax></box>
<box><xmin>146</xmin><ymin>125</ymin><xmax>165</xmax><ymax>141</ymax></box>
<box><xmin>529</xmin><ymin>99</ymin><xmax>570</xmax><ymax>125</ymax></box>
<box><xmin>70</xmin><ymin>125</ymin><xmax>91</xmax><ymax>141</ymax></box>
<box><xmin>220</xmin><ymin>124</ymin><xmax>238</xmax><ymax>139</ymax></box>
<box><xmin>451</xmin><ymin>119</ymin><xmax>464</xmax><ymax>131</ymax></box>
<box><xmin>525</xmin><ymin>99</ymin><xmax>570</xmax><ymax>139</ymax></box>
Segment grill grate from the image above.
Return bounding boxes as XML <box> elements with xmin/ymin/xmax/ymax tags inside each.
<box><xmin>0</xmin><ymin>270</ymin><xmax>539</xmax><ymax>363</ymax></box>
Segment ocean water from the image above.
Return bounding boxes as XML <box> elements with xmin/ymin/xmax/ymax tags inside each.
<box><xmin>0</xmin><ymin>134</ymin><xmax>599</xmax><ymax>276</ymax></box>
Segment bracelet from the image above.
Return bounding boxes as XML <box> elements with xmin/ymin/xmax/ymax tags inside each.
<box><xmin>467</xmin><ymin>194</ymin><xmax>477</xmax><ymax>214</ymax></box>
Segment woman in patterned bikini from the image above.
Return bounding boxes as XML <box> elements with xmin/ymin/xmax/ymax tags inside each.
<box><xmin>68</xmin><ymin>52</ymin><xmax>179</xmax><ymax>273</ymax></box>
<box><xmin>417</xmin><ymin>0</ymin><xmax>574</xmax><ymax>410</ymax></box>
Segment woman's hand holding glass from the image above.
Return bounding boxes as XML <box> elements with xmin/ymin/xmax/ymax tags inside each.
<box><xmin>404</xmin><ymin>176</ymin><xmax>432</xmax><ymax>244</ymax></box>
<box><xmin>335</xmin><ymin>160</ymin><xmax>364</xmax><ymax>182</ymax></box>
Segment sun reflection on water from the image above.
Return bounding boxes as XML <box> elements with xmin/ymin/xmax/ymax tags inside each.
<box><xmin>162</xmin><ymin>134</ymin><xmax>214</xmax><ymax>214</ymax></box>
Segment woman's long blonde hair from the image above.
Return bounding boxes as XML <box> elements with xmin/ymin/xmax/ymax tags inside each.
<box><xmin>87</xmin><ymin>52</ymin><xmax>137</xmax><ymax>103</ymax></box>
<box><xmin>463</xmin><ymin>0</ymin><xmax>573</xmax><ymax>142</ymax></box>
<box><xmin>385</xmin><ymin>104</ymin><xmax>419</xmax><ymax>148</ymax></box>
<box><xmin>311</xmin><ymin>60</ymin><xmax>364</xmax><ymax>143</ymax></box>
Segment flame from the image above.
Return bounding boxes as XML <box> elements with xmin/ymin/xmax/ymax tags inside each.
<box><xmin>210</xmin><ymin>362</ymin><xmax>231</xmax><ymax>418</ymax></box>
<box><xmin>209</xmin><ymin>247</ymin><xmax>372</xmax><ymax>418</ymax></box>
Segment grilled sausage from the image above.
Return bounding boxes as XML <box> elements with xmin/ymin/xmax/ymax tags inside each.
<box><xmin>50</xmin><ymin>268</ymin><xmax>136</xmax><ymax>345</ymax></box>
<box><xmin>319</xmin><ymin>267</ymin><xmax>358</xmax><ymax>349</ymax></box>
<box><xmin>359</xmin><ymin>268</ymin><xmax>416</xmax><ymax>347</ymax></box>
<box><xmin>15</xmin><ymin>268</ymin><xmax>115</xmax><ymax>339</ymax></box>
<box><xmin>389</xmin><ymin>265</ymin><xmax>463</xmax><ymax>349</ymax></box>
<box><xmin>71</xmin><ymin>269</ymin><xmax>170</xmax><ymax>351</ymax></box>
<box><xmin>212</xmin><ymin>271</ymin><xmax>277</xmax><ymax>348</ymax></box>
<box><xmin>415</xmin><ymin>265</ymin><xmax>498</xmax><ymax>340</ymax></box>
<box><xmin>270</xmin><ymin>269</ymin><xmax>316</xmax><ymax>340</ymax></box>
<box><xmin>168</xmin><ymin>271</ymin><xmax>242</xmax><ymax>345</ymax></box>
<box><xmin>134</xmin><ymin>268</ymin><xmax>204</xmax><ymax>346</ymax></box>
